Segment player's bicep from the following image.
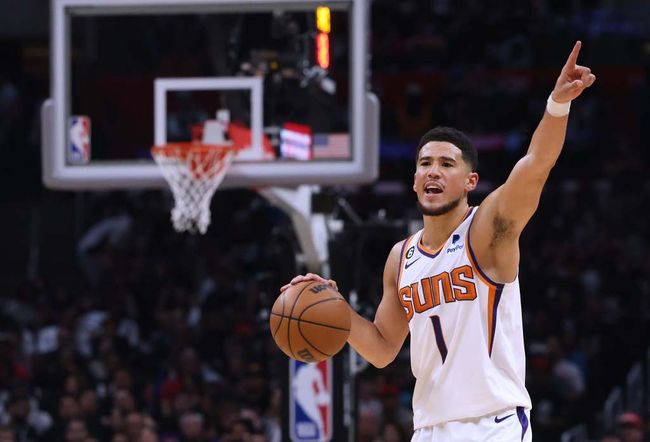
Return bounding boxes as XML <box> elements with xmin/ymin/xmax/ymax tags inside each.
<box><xmin>373</xmin><ymin>242</ymin><xmax>410</xmax><ymax>351</ymax></box>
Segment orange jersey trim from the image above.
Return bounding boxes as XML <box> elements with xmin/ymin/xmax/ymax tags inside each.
<box><xmin>417</xmin><ymin>239</ymin><xmax>445</xmax><ymax>258</ymax></box>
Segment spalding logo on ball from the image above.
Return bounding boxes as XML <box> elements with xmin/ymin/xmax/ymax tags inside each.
<box><xmin>270</xmin><ymin>281</ymin><xmax>351</xmax><ymax>362</ymax></box>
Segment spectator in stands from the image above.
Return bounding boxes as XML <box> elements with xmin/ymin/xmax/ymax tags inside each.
<box><xmin>377</xmin><ymin>384</ymin><xmax>411</xmax><ymax>433</ymax></box>
<box><xmin>140</xmin><ymin>427</ymin><xmax>159</xmax><ymax>442</ymax></box>
<box><xmin>617</xmin><ymin>412</ymin><xmax>645</xmax><ymax>442</ymax></box>
<box><xmin>375</xmin><ymin>420</ymin><xmax>408</xmax><ymax>442</ymax></box>
<box><xmin>65</xmin><ymin>418</ymin><xmax>89</xmax><ymax>442</ymax></box>
<box><xmin>178</xmin><ymin>412</ymin><xmax>206</xmax><ymax>442</ymax></box>
<box><xmin>396</xmin><ymin>84</ymin><xmax>432</xmax><ymax>141</ymax></box>
<box><xmin>220</xmin><ymin>417</ymin><xmax>262</xmax><ymax>442</ymax></box>
<box><xmin>79</xmin><ymin>389</ymin><xmax>102</xmax><ymax>438</ymax></box>
<box><xmin>125</xmin><ymin>412</ymin><xmax>146</xmax><ymax>441</ymax></box>
<box><xmin>2</xmin><ymin>389</ymin><xmax>50</xmax><ymax>441</ymax></box>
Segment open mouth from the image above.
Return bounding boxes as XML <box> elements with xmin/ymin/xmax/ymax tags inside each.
<box><xmin>424</xmin><ymin>185</ymin><xmax>443</xmax><ymax>195</ymax></box>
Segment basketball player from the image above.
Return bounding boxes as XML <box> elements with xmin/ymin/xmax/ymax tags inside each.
<box><xmin>281</xmin><ymin>41</ymin><xmax>596</xmax><ymax>441</ymax></box>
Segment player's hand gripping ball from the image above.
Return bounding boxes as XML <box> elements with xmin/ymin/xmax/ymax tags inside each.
<box><xmin>270</xmin><ymin>280</ymin><xmax>350</xmax><ymax>363</ymax></box>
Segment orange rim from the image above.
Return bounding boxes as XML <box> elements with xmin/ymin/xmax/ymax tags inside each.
<box><xmin>151</xmin><ymin>141</ymin><xmax>240</xmax><ymax>159</ymax></box>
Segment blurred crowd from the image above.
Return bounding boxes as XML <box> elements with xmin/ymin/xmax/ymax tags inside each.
<box><xmin>0</xmin><ymin>190</ymin><xmax>296</xmax><ymax>442</ymax></box>
<box><xmin>1</xmin><ymin>0</ymin><xmax>649</xmax><ymax>441</ymax></box>
<box><xmin>371</xmin><ymin>0</ymin><xmax>643</xmax><ymax>72</ymax></box>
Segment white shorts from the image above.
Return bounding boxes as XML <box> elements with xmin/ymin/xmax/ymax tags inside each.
<box><xmin>411</xmin><ymin>407</ymin><xmax>531</xmax><ymax>442</ymax></box>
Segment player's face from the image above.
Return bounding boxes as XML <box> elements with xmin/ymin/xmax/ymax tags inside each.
<box><xmin>413</xmin><ymin>142</ymin><xmax>478</xmax><ymax>216</ymax></box>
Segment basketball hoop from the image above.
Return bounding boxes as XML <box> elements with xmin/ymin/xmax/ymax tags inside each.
<box><xmin>151</xmin><ymin>141</ymin><xmax>237</xmax><ymax>234</ymax></box>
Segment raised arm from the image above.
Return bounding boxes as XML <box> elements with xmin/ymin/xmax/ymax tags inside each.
<box><xmin>281</xmin><ymin>241</ymin><xmax>410</xmax><ymax>368</ymax></box>
<box><xmin>470</xmin><ymin>41</ymin><xmax>596</xmax><ymax>283</ymax></box>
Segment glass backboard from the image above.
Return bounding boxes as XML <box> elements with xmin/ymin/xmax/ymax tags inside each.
<box><xmin>42</xmin><ymin>0</ymin><xmax>378</xmax><ymax>189</ymax></box>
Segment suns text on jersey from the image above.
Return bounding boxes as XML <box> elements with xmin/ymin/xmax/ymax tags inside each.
<box><xmin>399</xmin><ymin>265</ymin><xmax>477</xmax><ymax>320</ymax></box>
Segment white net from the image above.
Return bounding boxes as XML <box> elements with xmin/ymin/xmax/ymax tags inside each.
<box><xmin>152</xmin><ymin>143</ymin><xmax>235</xmax><ymax>234</ymax></box>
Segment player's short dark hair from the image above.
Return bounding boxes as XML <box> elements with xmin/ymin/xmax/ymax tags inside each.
<box><xmin>416</xmin><ymin>126</ymin><xmax>478</xmax><ymax>172</ymax></box>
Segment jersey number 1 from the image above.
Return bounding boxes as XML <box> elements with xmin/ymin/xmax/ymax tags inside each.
<box><xmin>430</xmin><ymin>315</ymin><xmax>448</xmax><ymax>363</ymax></box>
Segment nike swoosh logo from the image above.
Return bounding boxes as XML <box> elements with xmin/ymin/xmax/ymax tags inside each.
<box><xmin>404</xmin><ymin>257</ymin><xmax>421</xmax><ymax>269</ymax></box>
<box><xmin>494</xmin><ymin>413</ymin><xmax>514</xmax><ymax>424</ymax></box>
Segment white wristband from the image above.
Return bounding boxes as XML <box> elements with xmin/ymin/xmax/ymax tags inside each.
<box><xmin>546</xmin><ymin>94</ymin><xmax>571</xmax><ymax>117</ymax></box>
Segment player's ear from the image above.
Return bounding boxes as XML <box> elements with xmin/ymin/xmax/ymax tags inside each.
<box><xmin>466</xmin><ymin>172</ymin><xmax>479</xmax><ymax>192</ymax></box>
<box><xmin>413</xmin><ymin>174</ymin><xmax>417</xmax><ymax>192</ymax></box>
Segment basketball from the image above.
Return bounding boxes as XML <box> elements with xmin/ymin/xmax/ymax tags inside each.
<box><xmin>269</xmin><ymin>281</ymin><xmax>351</xmax><ymax>363</ymax></box>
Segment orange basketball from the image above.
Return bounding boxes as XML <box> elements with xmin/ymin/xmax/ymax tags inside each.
<box><xmin>269</xmin><ymin>280</ymin><xmax>351</xmax><ymax>363</ymax></box>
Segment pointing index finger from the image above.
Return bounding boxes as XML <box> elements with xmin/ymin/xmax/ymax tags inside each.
<box><xmin>565</xmin><ymin>41</ymin><xmax>582</xmax><ymax>70</ymax></box>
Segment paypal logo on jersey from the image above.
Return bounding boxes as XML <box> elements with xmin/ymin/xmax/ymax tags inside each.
<box><xmin>447</xmin><ymin>235</ymin><xmax>464</xmax><ymax>254</ymax></box>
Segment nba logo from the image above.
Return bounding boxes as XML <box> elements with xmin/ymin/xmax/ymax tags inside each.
<box><xmin>68</xmin><ymin>116</ymin><xmax>91</xmax><ymax>163</ymax></box>
<box><xmin>289</xmin><ymin>359</ymin><xmax>333</xmax><ymax>442</ymax></box>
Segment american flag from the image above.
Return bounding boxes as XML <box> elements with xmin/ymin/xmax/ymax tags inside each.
<box><xmin>312</xmin><ymin>133</ymin><xmax>350</xmax><ymax>159</ymax></box>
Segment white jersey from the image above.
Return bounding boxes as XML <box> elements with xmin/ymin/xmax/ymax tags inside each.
<box><xmin>397</xmin><ymin>207</ymin><xmax>532</xmax><ymax>430</ymax></box>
